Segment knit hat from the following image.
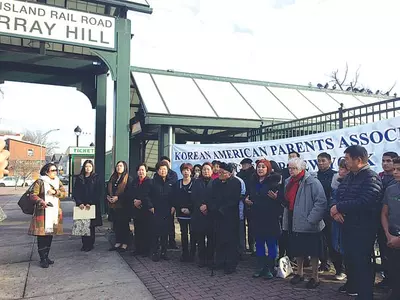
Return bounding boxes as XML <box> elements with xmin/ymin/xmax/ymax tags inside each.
<box><xmin>219</xmin><ymin>162</ymin><xmax>233</xmax><ymax>173</ymax></box>
<box><xmin>240</xmin><ymin>158</ymin><xmax>253</xmax><ymax>165</ymax></box>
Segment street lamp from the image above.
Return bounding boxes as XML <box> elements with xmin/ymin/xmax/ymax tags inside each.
<box><xmin>74</xmin><ymin>126</ymin><xmax>82</xmax><ymax>147</ymax></box>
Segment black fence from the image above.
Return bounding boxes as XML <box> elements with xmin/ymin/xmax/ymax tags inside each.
<box><xmin>248</xmin><ymin>98</ymin><xmax>400</xmax><ymax>141</ymax></box>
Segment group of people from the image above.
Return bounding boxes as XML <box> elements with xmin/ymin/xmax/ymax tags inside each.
<box><xmin>26</xmin><ymin>146</ymin><xmax>400</xmax><ymax>300</ymax></box>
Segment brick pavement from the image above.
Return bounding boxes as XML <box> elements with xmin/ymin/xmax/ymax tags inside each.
<box><xmin>119</xmin><ymin>248</ymin><xmax>388</xmax><ymax>300</ymax></box>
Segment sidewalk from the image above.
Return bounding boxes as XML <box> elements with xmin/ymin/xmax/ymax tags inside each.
<box><xmin>0</xmin><ymin>188</ymin><xmax>153</xmax><ymax>300</ymax></box>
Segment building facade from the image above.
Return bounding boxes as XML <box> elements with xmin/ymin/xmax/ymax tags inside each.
<box><xmin>4</xmin><ymin>139</ymin><xmax>46</xmax><ymax>179</ymax></box>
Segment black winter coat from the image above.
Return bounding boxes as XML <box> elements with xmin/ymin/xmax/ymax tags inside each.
<box><xmin>247</xmin><ymin>173</ymin><xmax>283</xmax><ymax>238</ymax></box>
<box><xmin>148</xmin><ymin>174</ymin><xmax>175</xmax><ymax>235</ymax></box>
<box><xmin>131</xmin><ymin>177</ymin><xmax>152</xmax><ymax>218</ymax></box>
<box><xmin>173</xmin><ymin>179</ymin><xmax>194</xmax><ymax>219</ymax></box>
<box><xmin>317</xmin><ymin>168</ymin><xmax>337</xmax><ymax>203</ymax></box>
<box><xmin>336</xmin><ymin>166</ymin><xmax>383</xmax><ymax>229</ymax></box>
<box><xmin>210</xmin><ymin>177</ymin><xmax>241</xmax><ymax>243</ymax></box>
<box><xmin>191</xmin><ymin>177</ymin><xmax>214</xmax><ymax>233</ymax></box>
<box><xmin>237</xmin><ymin>167</ymin><xmax>255</xmax><ymax>192</ymax></box>
<box><xmin>73</xmin><ymin>173</ymin><xmax>103</xmax><ymax>227</ymax></box>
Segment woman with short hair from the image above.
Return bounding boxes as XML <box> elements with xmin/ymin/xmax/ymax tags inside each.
<box><xmin>283</xmin><ymin>157</ymin><xmax>327</xmax><ymax>289</ymax></box>
<box><xmin>29</xmin><ymin>163</ymin><xmax>67</xmax><ymax>268</ymax></box>
<box><xmin>149</xmin><ymin>161</ymin><xmax>176</xmax><ymax>262</ymax></box>
<box><xmin>174</xmin><ymin>163</ymin><xmax>195</xmax><ymax>262</ymax></box>
<box><xmin>191</xmin><ymin>162</ymin><xmax>215</xmax><ymax>267</ymax></box>
<box><xmin>73</xmin><ymin>160</ymin><xmax>103</xmax><ymax>252</ymax></box>
<box><xmin>132</xmin><ymin>163</ymin><xmax>152</xmax><ymax>257</ymax></box>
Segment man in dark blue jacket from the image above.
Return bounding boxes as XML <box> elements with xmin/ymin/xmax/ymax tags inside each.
<box><xmin>330</xmin><ymin>145</ymin><xmax>383</xmax><ymax>299</ymax></box>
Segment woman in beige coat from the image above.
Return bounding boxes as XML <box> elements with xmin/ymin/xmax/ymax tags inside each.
<box><xmin>28</xmin><ymin>163</ymin><xmax>67</xmax><ymax>268</ymax></box>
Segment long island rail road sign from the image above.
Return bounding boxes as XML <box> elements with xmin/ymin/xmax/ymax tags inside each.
<box><xmin>0</xmin><ymin>0</ymin><xmax>116</xmax><ymax>50</ymax></box>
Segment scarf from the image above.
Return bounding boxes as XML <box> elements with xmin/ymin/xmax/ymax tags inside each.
<box><xmin>40</xmin><ymin>175</ymin><xmax>60</xmax><ymax>233</ymax></box>
<box><xmin>285</xmin><ymin>170</ymin><xmax>305</xmax><ymax>211</ymax></box>
<box><xmin>138</xmin><ymin>177</ymin><xmax>146</xmax><ymax>186</ymax></box>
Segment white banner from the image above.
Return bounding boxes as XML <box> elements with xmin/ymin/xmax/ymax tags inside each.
<box><xmin>172</xmin><ymin>117</ymin><xmax>400</xmax><ymax>176</ymax></box>
<box><xmin>0</xmin><ymin>0</ymin><xmax>115</xmax><ymax>50</ymax></box>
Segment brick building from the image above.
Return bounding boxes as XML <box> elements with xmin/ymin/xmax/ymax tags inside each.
<box><xmin>3</xmin><ymin>138</ymin><xmax>46</xmax><ymax>179</ymax></box>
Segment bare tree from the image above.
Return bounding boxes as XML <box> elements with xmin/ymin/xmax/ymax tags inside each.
<box><xmin>330</xmin><ymin>63</ymin><xmax>349</xmax><ymax>91</ymax></box>
<box><xmin>22</xmin><ymin>130</ymin><xmax>59</xmax><ymax>155</ymax></box>
<box><xmin>8</xmin><ymin>159</ymin><xmax>41</xmax><ymax>189</ymax></box>
<box><xmin>330</xmin><ymin>63</ymin><xmax>361</xmax><ymax>91</ymax></box>
<box><xmin>0</xmin><ymin>130</ymin><xmax>16</xmax><ymax>135</ymax></box>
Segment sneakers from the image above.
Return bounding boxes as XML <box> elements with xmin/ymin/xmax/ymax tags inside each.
<box><xmin>263</xmin><ymin>268</ymin><xmax>274</xmax><ymax>280</ymax></box>
<box><xmin>318</xmin><ymin>265</ymin><xmax>330</xmax><ymax>273</ymax></box>
<box><xmin>334</xmin><ymin>273</ymin><xmax>347</xmax><ymax>281</ymax></box>
<box><xmin>338</xmin><ymin>284</ymin><xmax>358</xmax><ymax>296</ymax></box>
<box><xmin>375</xmin><ymin>278</ymin><xmax>390</xmax><ymax>289</ymax></box>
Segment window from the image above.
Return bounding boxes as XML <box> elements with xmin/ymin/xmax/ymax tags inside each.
<box><xmin>27</xmin><ymin>149</ymin><xmax>34</xmax><ymax>157</ymax></box>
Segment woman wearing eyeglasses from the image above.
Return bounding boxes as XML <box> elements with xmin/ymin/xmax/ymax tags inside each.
<box><xmin>28</xmin><ymin>163</ymin><xmax>67</xmax><ymax>268</ymax></box>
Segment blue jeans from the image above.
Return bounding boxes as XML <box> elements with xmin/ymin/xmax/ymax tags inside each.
<box><xmin>255</xmin><ymin>237</ymin><xmax>278</xmax><ymax>259</ymax></box>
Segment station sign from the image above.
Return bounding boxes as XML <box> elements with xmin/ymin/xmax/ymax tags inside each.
<box><xmin>0</xmin><ymin>0</ymin><xmax>116</xmax><ymax>50</ymax></box>
<box><xmin>68</xmin><ymin>147</ymin><xmax>95</xmax><ymax>155</ymax></box>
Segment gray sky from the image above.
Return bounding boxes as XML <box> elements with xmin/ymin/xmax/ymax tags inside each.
<box><xmin>1</xmin><ymin>0</ymin><xmax>399</xmax><ymax>152</ymax></box>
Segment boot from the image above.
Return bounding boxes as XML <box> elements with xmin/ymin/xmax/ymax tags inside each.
<box><xmin>253</xmin><ymin>256</ymin><xmax>266</xmax><ymax>278</ymax></box>
<box><xmin>263</xmin><ymin>256</ymin><xmax>274</xmax><ymax>280</ymax></box>
<box><xmin>45</xmin><ymin>248</ymin><xmax>54</xmax><ymax>265</ymax></box>
<box><xmin>160</xmin><ymin>251</ymin><xmax>170</xmax><ymax>261</ymax></box>
<box><xmin>38</xmin><ymin>249</ymin><xmax>49</xmax><ymax>268</ymax></box>
<box><xmin>151</xmin><ymin>252</ymin><xmax>160</xmax><ymax>262</ymax></box>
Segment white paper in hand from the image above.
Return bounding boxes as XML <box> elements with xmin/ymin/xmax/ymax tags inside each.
<box><xmin>73</xmin><ymin>205</ymin><xmax>96</xmax><ymax>220</ymax></box>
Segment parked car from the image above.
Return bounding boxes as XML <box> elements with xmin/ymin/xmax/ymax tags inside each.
<box><xmin>0</xmin><ymin>176</ymin><xmax>34</xmax><ymax>187</ymax></box>
<box><xmin>59</xmin><ymin>175</ymin><xmax>69</xmax><ymax>185</ymax></box>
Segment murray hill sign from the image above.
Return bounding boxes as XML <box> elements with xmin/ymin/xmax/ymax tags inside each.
<box><xmin>0</xmin><ymin>0</ymin><xmax>116</xmax><ymax>50</ymax></box>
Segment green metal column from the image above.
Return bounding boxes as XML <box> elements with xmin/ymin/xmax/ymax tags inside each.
<box><xmin>113</xmin><ymin>18</ymin><xmax>131</xmax><ymax>165</ymax></box>
<box><xmin>158</xmin><ymin>126</ymin><xmax>175</xmax><ymax>159</ymax></box>
<box><xmin>129</xmin><ymin>137</ymin><xmax>142</xmax><ymax>173</ymax></box>
<box><xmin>95</xmin><ymin>73</ymin><xmax>107</xmax><ymax>214</ymax></box>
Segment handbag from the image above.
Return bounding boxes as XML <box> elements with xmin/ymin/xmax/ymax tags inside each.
<box><xmin>71</xmin><ymin>219</ymin><xmax>91</xmax><ymax>236</ymax></box>
<box><xmin>276</xmin><ymin>256</ymin><xmax>293</xmax><ymax>278</ymax></box>
<box><xmin>18</xmin><ymin>180</ymin><xmax>40</xmax><ymax>215</ymax></box>
<box><xmin>0</xmin><ymin>206</ymin><xmax>7</xmax><ymax>222</ymax></box>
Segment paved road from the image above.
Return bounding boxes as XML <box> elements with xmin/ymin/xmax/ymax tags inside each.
<box><xmin>0</xmin><ymin>189</ymin><xmax>153</xmax><ymax>300</ymax></box>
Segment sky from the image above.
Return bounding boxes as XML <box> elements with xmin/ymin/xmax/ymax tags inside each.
<box><xmin>1</xmin><ymin>0</ymin><xmax>399</xmax><ymax>152</ymax></box>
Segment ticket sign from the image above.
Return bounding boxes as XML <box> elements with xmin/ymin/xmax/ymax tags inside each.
<box><xmin>68</xmin><ymin>147</ymin><xmax>95</xmax><ymax>155</ymax></box>
<box><xmin>0</xmin><ymin>0</ymin><xmax>116</xmax><ymax>50</ymax></box>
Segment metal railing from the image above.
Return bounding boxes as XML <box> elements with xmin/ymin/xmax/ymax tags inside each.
<box><xmin>248</xmin><ymin>98</ymin><xmax>400</xmax><ymax>141</ymax></box>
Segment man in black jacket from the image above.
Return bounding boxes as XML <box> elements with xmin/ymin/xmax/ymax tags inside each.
<box><xmin>211</xmin><ymin>162</ymin><xmax>242</xmax><ymax>274</ymax></box>
<box><xmin>317</xmin><ymin>152</ymin><xmax>337</xmax><ymax>273</ymax></box>
<box><xmin>330</xmin><ymin>145</ymin><xmax>383</xmax><ymax>299</ymax></box>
